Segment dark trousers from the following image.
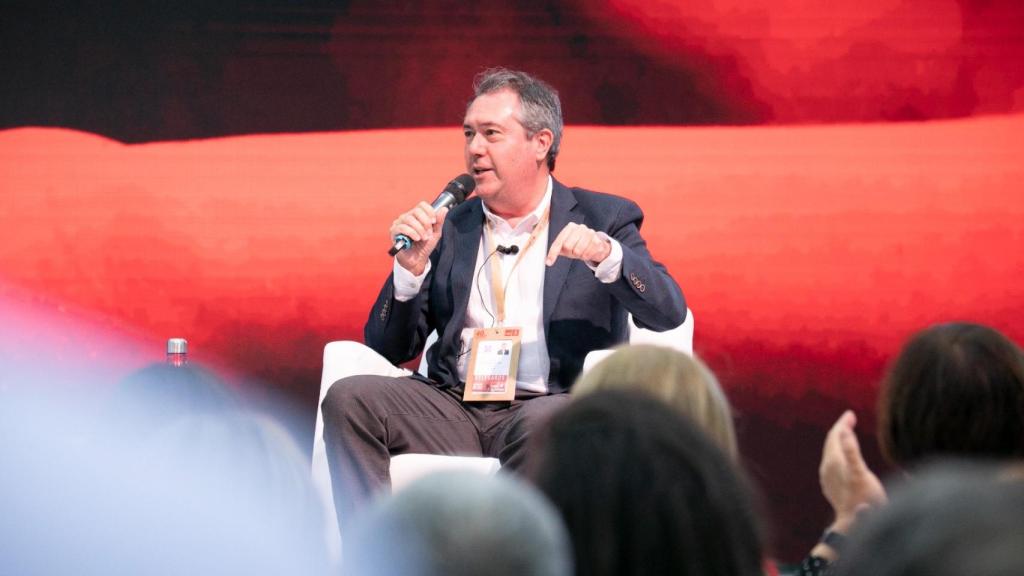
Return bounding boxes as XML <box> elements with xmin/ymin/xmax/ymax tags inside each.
<box><xmin>321</xmin><ymin>374</ymin><xmax>571</xmax><ymax>534</ymax></box>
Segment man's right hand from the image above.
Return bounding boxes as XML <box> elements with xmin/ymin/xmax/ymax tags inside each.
<box><xmin>390</xmin><ymin>202</ymin><xmax>449</xmax><ymax>276</ymax></box>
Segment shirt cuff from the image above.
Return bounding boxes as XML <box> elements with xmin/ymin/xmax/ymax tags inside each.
<box><xmin>587</xmin><ymin>233</ymin><xmax>623</xmax><ymax>283</ymax></box>
<box><xmin>393</xmin><ymin>259</ymin><xmax>430</xmax><ymax>301</ymax></box>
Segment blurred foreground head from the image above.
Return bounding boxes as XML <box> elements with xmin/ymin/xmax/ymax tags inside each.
<box><xmin>835</xmin><ymin>462</ymin><xmax>1024</xmax><ymax>576</ymax></box>
<box><xmin>107</xmin><ymin>362</ymin><xmax>241</xmax><ymax>430</ymax></box>
<box><xmin>528</xmin><ymin>390</ymin><xmax>764</xmax><ymax>576</ymax></box>
<box><xmin>878</xmin><ymin>322</ymin><xmax>1024</xmax><ymax>468</ymax></box>
<box><xmin>1</xmin><ymin>363</ymin><xmax>330</xmax><ymax>576</ymax></box>
<box><xmin>344</xmin><ymin>470</ymin><xmax>572</xmax><ymax>576</ymax></box>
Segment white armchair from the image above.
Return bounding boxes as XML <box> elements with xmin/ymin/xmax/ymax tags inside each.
<box><xmin>311</xmin><ymin>309</ymin><xmax>694</xmax><ymax>561</ymax></box>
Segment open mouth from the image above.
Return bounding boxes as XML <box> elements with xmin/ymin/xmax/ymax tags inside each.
<box><xmin>472</xmin><ymin>167</ymin><xmax>492</xmax><ymax>176</ymax></box>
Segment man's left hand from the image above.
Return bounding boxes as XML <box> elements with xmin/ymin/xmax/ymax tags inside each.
<box><xmin>546</xmin><ymin>223</ymin><xmax>612</xmax><ymax>266</ymax></box>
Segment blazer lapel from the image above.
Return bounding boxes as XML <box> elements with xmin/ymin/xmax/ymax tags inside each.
<box><xmin>447</xmin><ymin>200</ymin><xmax>484</xmax><ymax>338</ymax></box>
<box><xmin>543</xmin><ymin>180</ymin><xmax>581</xmax><ymax>329</ymax></box>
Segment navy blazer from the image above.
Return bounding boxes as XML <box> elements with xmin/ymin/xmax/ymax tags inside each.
<box><xmin>365</xmin><ymin>178</ymin><xmax>687</xmax><ymax>393</ymax></box>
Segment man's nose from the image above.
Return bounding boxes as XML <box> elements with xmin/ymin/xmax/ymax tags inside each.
<box><xmin>467</xmin><ymin>133</ymin><xmax>486</xmax><ymax>156</ymax></box>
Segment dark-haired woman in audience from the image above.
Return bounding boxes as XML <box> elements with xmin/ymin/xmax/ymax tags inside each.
<box><xmin>802</xmin><ymin>322</ymin><xmax>1024</xmax><ymax>575</ymax></box>
<box><xmin>528</xmin><ymin>390</ymin><xmax>769</xmax><ymax>576</ymax></box>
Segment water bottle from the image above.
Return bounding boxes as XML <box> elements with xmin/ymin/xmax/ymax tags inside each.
<box><xmin>166</xmin><ymin>338</ymin><xmax>188</xmax><ymax>366</ymax></box>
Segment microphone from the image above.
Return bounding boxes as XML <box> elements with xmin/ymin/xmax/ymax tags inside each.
<box><xmin>496</xmin><ymin>244</ymin><xmax>520</xmax><ymax>255</ymax></box>
<box><xmin>389</xmin><ymin>174</ymin><xmax>476</xmax><ymax>256</ymax></box>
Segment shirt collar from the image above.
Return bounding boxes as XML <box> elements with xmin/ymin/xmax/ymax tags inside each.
<box><xmin>482</xmin><ymin>176</ymin><xmax>553</xmax><ymax>235</ymax></box>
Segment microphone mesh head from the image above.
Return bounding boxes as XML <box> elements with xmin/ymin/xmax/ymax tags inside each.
<box><xmin>447</xmin><ymin>173</ymin><xmax>476</xmax><ymax>203</ymax></box>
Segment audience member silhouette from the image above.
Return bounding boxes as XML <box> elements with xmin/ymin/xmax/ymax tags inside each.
<box><xmin>878</xmin><ymin>322</ymin><xmax>1024</xmax><ymax>467</ymax></box>
<box><xmin>574</xmin><ymin>344</ymin><xmax>738</xmax><ymax>460</ymax></box>
<box><xmin>833</xmin><ymin>462</ymin><xmax>1024</xmax><ymax>576</ymax></box>
<box><xmin>1</xmin><ymin>362</ymin><xmax>331</xmax><ymax>576</ymax></box>
<box><xmin>105</xmin><ymin>362</ymin><xmax>241</xmax><ymax>435</ymax></box>
<box><xmin>806</xmin><ymin>322</ymin><xmax>1024</xmax><ymax>573</ymax></box>
<box><xmin>343</xmin><ymin>470</ymin><xmax>572</xmax><ymax>576</ymax></box>
<box><xmin>528</xmin><ymin>390</ymin><xmax>765</xmax><ymax>576</ymax></box>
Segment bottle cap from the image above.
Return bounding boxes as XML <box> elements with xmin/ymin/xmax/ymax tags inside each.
<box><xmin>167</xmin><ymin>338</ymin><xmax>188</xmax><ymax>355</ymax></box>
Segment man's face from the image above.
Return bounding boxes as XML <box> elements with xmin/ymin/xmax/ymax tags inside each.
<box><xmin>463</xmin><ymin>89</ymin><xmax>547</xmax><ymax>207</ymax></box>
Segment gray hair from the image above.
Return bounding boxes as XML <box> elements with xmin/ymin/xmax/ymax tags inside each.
<box><xmin>834</xmin><ymin>462</ymin><xmax>1024</xmax><ymax>576</ymax></box>
<box><xmin>344</xmin><ymin>470</ymin><xmax>572</xmax><ymax>576</ymax></box>
<box><xmin>470</xmin><ymin>67</ymin><xmax>563</xmax><ymax>171</ymax></box>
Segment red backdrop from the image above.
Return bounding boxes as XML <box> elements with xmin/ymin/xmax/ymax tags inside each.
<box><xmin>3</xmin><ymin>114</ymin><xmax>1022</xmax><ymax>557</ymax></box>
<box><xmin>4</xmin><ymin>0</ymin><xmax>1024</xmax><ymax>560</ymax></box>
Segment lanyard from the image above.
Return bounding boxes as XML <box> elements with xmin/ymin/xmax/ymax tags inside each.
<box><xmin>483</xmin><ymin>206</ymin><xmax>551</xmax><ymax>326</ymax></box>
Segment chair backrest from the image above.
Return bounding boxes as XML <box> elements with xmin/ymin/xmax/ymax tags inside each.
<box><xmin>389</xmin><ymin>453</ymin><xmax>502</xmax><ymax>492</ymax></box>
<box><xmin>628</xmin><ymin>308</ymin><xmax>694</xmax><ymax>354</ymax></box>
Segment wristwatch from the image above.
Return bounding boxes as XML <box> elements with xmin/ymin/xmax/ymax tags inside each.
<box><xmin>819</xmin><ymin>529</ymin><xmax>847</xmax><ymax>553</ymax></box>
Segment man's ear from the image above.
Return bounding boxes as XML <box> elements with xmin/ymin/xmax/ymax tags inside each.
<box><xmin>533</xmin><ymin>129</ymin><xmax>553</xmax><ymax>163</ymax></box>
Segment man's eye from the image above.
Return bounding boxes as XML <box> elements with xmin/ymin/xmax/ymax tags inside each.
<box><xmin>463</xmin><ymin>130</ymin><xmax>473</xmax><ymax>138</ymax></box>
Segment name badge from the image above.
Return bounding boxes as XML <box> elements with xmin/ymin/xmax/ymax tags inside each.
<box><xmin>463</xmin><ymin>326</ymin><xmax>521</xmax><ymax>402</ymax></box>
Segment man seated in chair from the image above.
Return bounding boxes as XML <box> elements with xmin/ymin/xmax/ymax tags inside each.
<box><xmin>322</xmin><ymin>67</ymin><xmax>686</xmax><ymax>534</ymax></box>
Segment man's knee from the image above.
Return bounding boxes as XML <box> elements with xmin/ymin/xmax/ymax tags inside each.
<box><xmin>508</xmin><ymin>393</ymin><xmax>573</xmax><ymax>441</ymax></box>
<box><xmin>322</xmin><ymin>375</ymin><xmax>383</xmax><ymax>426</ymax></box>
<box><xmin>520</xmin><ymin>393</ymin><xmax>572</xmax><ymax>427</ymax></box>
<box><xmin>496</xmin><ymin>394</ymin><xmax>572</xmax><ymax>470</ymax></box>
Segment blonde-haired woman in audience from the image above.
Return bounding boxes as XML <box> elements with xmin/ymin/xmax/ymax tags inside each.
<box><xmin>573</xmin><ymin>344</ymin><xmax>738</xmax><ymax>461</ymax></box>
